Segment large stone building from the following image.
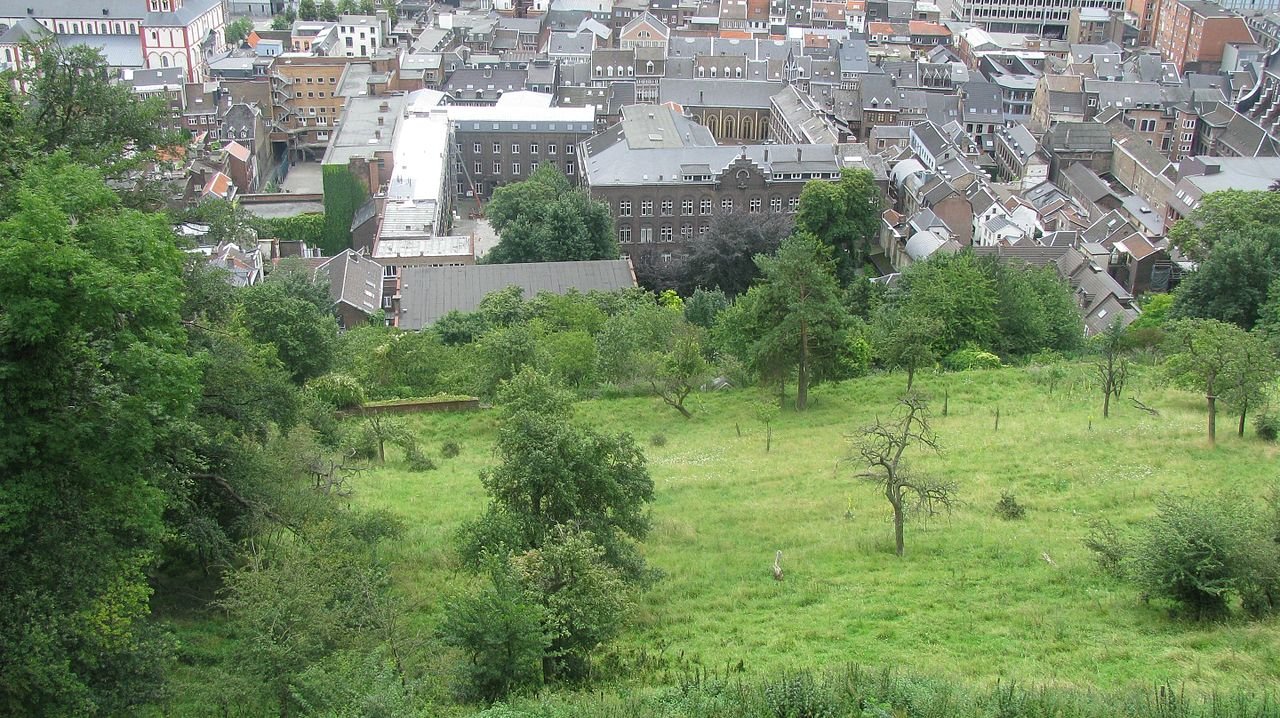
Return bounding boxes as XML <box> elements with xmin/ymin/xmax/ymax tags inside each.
<box><xmin>950</xmin><ymin>0</ymin><xmax>1123</xmax><ymax>37</ymax></box>
<box><xmin>580</xmin><ymin>104</ymin><xmax>864</xmax><ymax>268</ymax></box>
<box><xmin>0</xmin><ymin>0</ymin><xmax>229</xmax><ymax>82</ymax></box>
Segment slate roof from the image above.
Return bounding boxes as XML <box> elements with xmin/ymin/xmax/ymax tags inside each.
<box><xmin>659</xmin><ymin>78</ymin><xmax>783</xmax><ymax>108</ymax></box>
<box><xmin>1043</xmin><ymin>121</ymin><xmax>1112</xmax><ymax>152</ymax></box>
<box><xmin>399</xmin><ymin>260</ymin><xmax>636</xmax><ymax>329</ymax></box>
<box><xmin>314</xmin><ymin>250</ymin><xmax>382</xmax><ymax>316</ymax></box>
<box><xmin>0</xmin><ymin>0</ymin><xmax>223</xmax><ymax>25</ymax></box>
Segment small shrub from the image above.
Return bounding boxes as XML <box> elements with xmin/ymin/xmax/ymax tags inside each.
<box><xmin>406</xmin><ymin>446</ymin><xmax>437</xmax><ymax>472</ymax></box>
<box><xmin>1125</xmin><ymin>493</ymin><xmax>1277</xmax><ymax>619</ymax></box>
<box><xmin>345</xmin><ymin>426</ymin><xmax>380</xmax><ymax>461</ymax></box>
<box><xmin>308</xmin><ymin>373</ymin><xmax>366</xmax><ymax>410</ymax></box>
<box><xmin>441</xmin><ymin>439</ymin><xmax>462</xmax><ymax>458</ymax></box>
<box><xmin>942</xmin><ymin>346</ymin><xmax>1001</xmax><ymax>372</ymax></box>
<box><xmin>1255</xmin><ymin>412</ymin><xmax>1279</xmax><ymax>442</ymax></box>
<box><xmin>994</xmin><ymin>492</ymin><xmax>1026</xmax><ymax>521</ymax></box>
<box><xmin>649</xmin><ymin>433</ymin><xmax>667</xmax><ymax>447</ymax></box>
<box><xmin>1083</xmin><ymin>517</ymin><xmax>1126</xmax><ymax>578</ymax></box>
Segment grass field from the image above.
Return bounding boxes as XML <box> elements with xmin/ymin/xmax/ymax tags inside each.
<box><xmin>355</xmin><ymin>362</ymin><xmax>1280</xmax><ymax>702</ymax></box>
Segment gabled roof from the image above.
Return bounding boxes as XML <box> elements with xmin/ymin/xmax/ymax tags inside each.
<box><xmin>399</xmin><ymin>260</ymin><xmax>636</xmax><ymax>329</ymax></box>
<box><xmin>223</xmin><ymin>141</ymin><xmax>251</xmax><ymax>163</ymax></box>
<box><xmin>314</xmin><ymin>249</ymin><xmax>382</xmax><ymax>316</ymax></box>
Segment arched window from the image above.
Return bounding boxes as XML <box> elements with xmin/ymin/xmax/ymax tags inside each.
<box><xmin>735</xmin><ymin>67</ymin><xmax>742</xmax><ymax>78</ymax></box>
<box><xmin>607</xmin><ymin>65</ymin><xmax>613</xmax><ymax>76</ymax></box>
<box><xmin>742</xmin><ymin>116</ymin><xmax>754</xmax><ymax>137</ymax></box>
<box><xmin>710</xmin><ymin>66</ymin><xmax>717</xmax><ymax>77</ymax></box>
<box><xmin>697</xmin><ymin>66</ymin><xmax>705</xmax><ymax>77</ymax></box>
<box><xmin>646</xmin><ymin>60</ymin><xmax>654</xmax><ymax>74</ymax></box>
<box><xmin>161</xmin><ymin>55</ymin><xmax>170</xmax><ymax>67</ymax></box>
<box><xmin>723</xmin><ymin>115</ymin><xmax>736</xmax><ymax>137</ymax></box>
<box><xmin>115</xmin><ymin>23</ymin><xmax>122</xmax><ymax>33</ymax></box>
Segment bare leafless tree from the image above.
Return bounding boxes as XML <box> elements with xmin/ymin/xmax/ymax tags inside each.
<box><xmin>851</xmin><ymin>394</ymin><xmax>956</xmax><ymax>557</ymax></box>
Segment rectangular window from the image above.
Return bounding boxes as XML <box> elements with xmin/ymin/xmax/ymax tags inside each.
<box><xmin>566</xmin><ymin>144</ymin><xmax>575</xmax><ymax>155</ymax></box>
<box><xmin>721</xmin><ymin>197</ymin><xmax>734</xmax><ymax>211</ymax></box>
<box><xmin>641</xmin><ymin>200</ymin><xmax>653</xmax><ymax>216</ymax></box>
<box><xmin>473</xmin><ymin>142</ymin><xmax>482</xmax><ymax>152</ymax></box>
<box><xmin>682</xmin><ymin>199</ymin><xmax>694</xmax><ymax>215</ymax></box>
<box><xmin>681</xmin><ymin>223</ymin><xmax>692</xmax><ymax>238</ymax></box>
<box><xmin>475</xmin><ymin>161</ymin><xmax>482</xmax><ymax>174</ymax></box>
<box><xmin>493</xmin><ymin>142</ymin><xmax>501</xmax><ymax>153</ymax></box>
<box><xmin>549</xmin><ymin>144</ymin><xmax>557</xmax><ymax>155</ymax></box>
<box><xmin>660</xmin><ymin>226</ymin><xmax>673</xmax><ymax>242</ymax></box>
<box><xmin>512</xmin><ymin>143</ymin><xmax>520</xmax><ymax>153</ymax></box>
<box><xmin>750</xmin><ymin>198</ymin><xmax>762</xmax><ymax>213</ymax></box>
<box><xmin>566</xmin><ymin>164</ymin><xmax>575</xmax><ymax>176</ymax></box>
<box><xmin>530</xmin><ymin>143</ymin><xmax>539</xmax><ymax>154</ymax></box>
<box><xmin>619</xmin><ymin>200</ymin><xmax>632</xmax><ymax>216</ymax></box>
<box><xmin>771</xmin><ymin>196</ymin><xmax>782</xmax><ymax>212</ymax></box>
<box><xmin>700</xmin><ymin>198</ymin><xmax>712</xmax><ymax>215</ymax></box>
<box><xmin>619</xmin><ymin>226</ymin><xmax>632</xmax><ymax>243</ymax></box>
<box><xmin>640</xmin><ymin>227</ymin><xmax>653</xmax><ymax>243</ymax></box>
<box><xmin>530</xmin><ymin>161</ymin><xmax>539</xmax><ymax>172</ymax></box>
<box><xmin>493</xmin><ymin>161</ymin><xmax>501</xmax><ymax>174</ymax></box>
<box><xmin>512</xmin><ymin>163</ymin><xmax>521</xmax><ymax>175</ymax></box>
<box><xmin>660</xmin><ymin>200</ymin><xmax>673</xmax><ymax>216</ymax></box>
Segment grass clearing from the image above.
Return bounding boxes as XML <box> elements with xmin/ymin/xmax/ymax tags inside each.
<box><xmin>347</xmin><ymin>364</ymin><xmax>1280</xmax><ymax>697</ymax></box>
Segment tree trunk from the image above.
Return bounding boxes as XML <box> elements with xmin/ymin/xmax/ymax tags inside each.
<box><xmin>906</xmin><ymin>363</ymin><xmax>915</xmax><ymax>392</ymax></box>
<box><xmin>674</xmin><ymin>402</ymin><xmax>692</xmax><ymax>419</ymax></box>
<box><xmin>1103</xmin><ymin>389</ymin><xmax>1110</xmax><ymax>418</ymax></box>
<box><xmin>765</xmin><ymin>423</ymin><xmax>772</xmax><ymax>453</ymax></box>
<box><xmin>796</xmin><ymin>319</ymin><xmax>809</xmax><ymax>411</ymax></box>
<box><xmin>1239</xmin><ymin>400</ymin><xmax>1248</xmax><ymax>438</ymax></box>
<box><xmin>892</xmin><ymin>500</ymin><xmax>905</xmax><ymax>557</ymax></box>
<box><xmin>1207</xmin><ymin>394</ymin><xmax>1217</xmax><ymax>446</ymax></box>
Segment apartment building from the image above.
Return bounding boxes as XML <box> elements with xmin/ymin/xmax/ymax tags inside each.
<box><xmin>950</xmin><ymin>0</ymin><xmax>1124</xmax><ymax>37</ymax></box>
<box><xmin>1153</xmin><ymin>0</ymin><xmax>1255</xmax><ymax>72</ymax></box>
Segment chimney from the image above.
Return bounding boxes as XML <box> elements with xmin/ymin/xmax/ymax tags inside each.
<box><xmin>796</xmin><ymin>147</ymin><xmax>802</xmax><ymax>161</ymax></box>
<box><xmin>764</xmin><ymin>148</ymin><xmax>770</xmax><ymax>161</ymax></box>
<box><xmin>699</xmin><ymin>90</ymin><xmax>704</xmax><ymax>103</ymax></box>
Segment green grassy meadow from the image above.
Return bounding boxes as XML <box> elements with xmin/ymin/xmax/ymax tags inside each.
<box><xmin>356</xmin><ymin>363</ymin><xmax>1280</xmax><ymax>700</ymax></box>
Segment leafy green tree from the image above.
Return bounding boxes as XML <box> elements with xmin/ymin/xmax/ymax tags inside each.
<box><xmin>486</xmin><ymin>166</ymin><xmax>617</xmax><ymax>264</ymax></box>
<box><xmin>684</xmin><ymin>287</ymin><xmax>730</xmax><ymax>328</ymax></box>
<box><xmin>319</xmin><ymin>0</ymin><xmax>340</xmax><ymax>20</ymax></box>
<box><xmin>990</xmin><ymin>261</ymin><xmax>1083</xmax><ymax>356</ymax></box>
<box><xmin>1094</xmin><ymin>318</ymin><xmax>1130</xmax><ymax>419</ymax></box>
<box><xmin>1219</xmin><ymin>330</ymin><xmax>1278</xmax><ymax>437</ymax></box>
<box><xmin>1168</xmin><ymin>190</ymin><xmax>1280</xmax><ymax>261</ymax></box>
<box><xmin>511</xmin><ymin>527</ymin><xmax>631</xmax><ymax>680</ymax></box>
<box><xmin>462</xmin><ymin>370</ymin><xmax>655</xmax><ymax>580</ymax></box>
<box><xmin>382</xmin><ymin>0</ymin><xmax>400</xmax><ymax>22</ymax></box>
<box><xmin>440</xmin><ymin>557</ymin><xmax>549</xmax><ymax>701</ymax></box>
<box><xmin>7</xmin><ymin>41</ymin><xmax>170</xmax><ymax>188</ymax></box>
<box><xmin>224</xmin><ymin>16</ymin><xmax>254</xmax><ymax>45</ymax></box>
<box><xmin>793</xmin><ymin>168</ymin><xmax>883</xmax><ymax>280</ymax></box>
<box><xmin>1165</xmin><ymin>318</ymin><xmax>1251</xmax><ymax>446</ymax></box>
<box><xmin>360</xmin><ymin>0</ymin><xmax>377</xmax><ymax>13</ymax></box>
<box><xmin>897</xmin><ymin>251</ymin><xmax>999</xmax><ymax>355</ymax></box>
<box><xmin>1131</xmin><ymin>292</ymin><xmax>1174</xmax><ymax>330</ymax></box>
<box><xmin>0</xmin><ymin>159</ymin><xmax>199</xmax><ymax>713</ymax></box>
<box><xmin>737</xmin><ymin>233</ymin><xmax>849</xmax><ymax>410</ymax></box>
<box><xmin>272</xmin><ymin>11</ymin><xmax>293</xmax><ymax>30</ymax></box>
<box><xmin>648</xmin><ymin>329</ymin><xmax>710</xmax><ymax>418</ymax></box>
<box><xmin>1172</xmin><ymin>228</ymin><xmax>1280</xmax><ymax>330</ymax></box>
<box><xmin>299</xmin><ymin>0</ymin><xmax>319</xmax><ymax>20</ymax></box>
<box><xmin>240</xmin><ymin>266</ymin><xmax>339</xmax><ymax>383</ymax></box>
<box><xmin>871</xmin><ymin>306</ymin><xmax>942</xmax><ymax>392</ymax></box>
<box><xmin>338</xmin><ymin>0</ymin><xmax>359</xmax><ymax>13</ymax></box>
<box><xmin>679</xmin><ymin>210</ymin><xmax>792</xmax><ymax>297</ymax></box>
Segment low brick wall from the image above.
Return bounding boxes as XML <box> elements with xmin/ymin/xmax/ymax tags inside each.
<box><xmin>338</xmin><ymin>398</ymin><xmax>481</xmax><ymax>417</ymax></box>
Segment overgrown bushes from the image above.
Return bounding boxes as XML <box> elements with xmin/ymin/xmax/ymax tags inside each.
<box><xmin>1085</xmin><ymin>491</ymin><xmax>1280</xmax><ymax>618</ymax></box>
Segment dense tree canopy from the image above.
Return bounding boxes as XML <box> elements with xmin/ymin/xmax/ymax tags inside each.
<box><xmin>0</xmin><ymin>159</ymin><xmax>199</xmax><ymax>713</ymax></box>
<box><xmin>485</xmin><ymin>166</ymin><xmax>617</xmax><ymax>264</ymax></box>
<box><xmin>678</xmin><ymin>210</ymin><xmax>792</xmax><ymax>297</ymax></box>
<box><xmin>794</xmin><ymin>168</ymin><xmax>883</xmax><ymax>280</ymax></box>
